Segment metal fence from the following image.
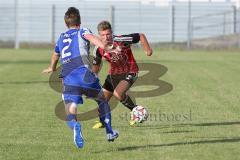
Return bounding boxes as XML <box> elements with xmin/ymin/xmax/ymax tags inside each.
<box><xmin>0</xmin><ymin>0</ymin><xmax>239</xmax><ymax>49</ymax></box>
<box><xmin>189</xmin><ymin>5</ymin><xmax>240</xmax><ymax>48</ymax></box>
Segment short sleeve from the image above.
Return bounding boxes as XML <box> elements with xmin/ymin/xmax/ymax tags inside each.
<box><xmin>114</xmin><ymin>33</ymin><xmax>140</xmax><ymax>44</ymax></box>
<box><xmin>54</xmin><ymin>42</ymin><xmax>60</xmax><ymax>55</ymax></box>
<box><xmin>125</xmin><ymin>33</ymin><xmax>140</xmax><ymax>44</ymax></box>
<box><xmin>80</xmin><ymin>27</ymin><xmax>93</xmax><ymax>38</ymax></box>
<box><xmin>54</xmin><ymin>34</ymin><xmax>63</xmax><ymax>55</ymax></box>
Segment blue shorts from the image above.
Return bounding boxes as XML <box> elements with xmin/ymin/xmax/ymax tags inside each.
<box><xmin>62</xmin><ymin>67</ymin><xmax>102</xmax><ymax>104</ymax></box>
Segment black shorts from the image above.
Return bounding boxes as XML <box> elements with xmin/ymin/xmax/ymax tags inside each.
<box><xmin>102</xmin><ymin>73</ymin><xmax>138</xmax><ymax>93</ymax></box>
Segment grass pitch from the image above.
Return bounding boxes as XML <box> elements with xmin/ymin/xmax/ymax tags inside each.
<box><xmin>0</xmin><ymin>48</ymin><xmax>240</xmax><ymax>160</ymax></box>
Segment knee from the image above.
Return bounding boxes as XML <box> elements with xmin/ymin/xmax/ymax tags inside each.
<box><xmin>113</xmin><ymin>91</ymin><xmax>124</xmax><ymax>101</ymax></box>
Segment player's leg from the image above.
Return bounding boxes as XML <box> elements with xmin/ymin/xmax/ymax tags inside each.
<box><xmin>113</xmin><ymin>73</ymin><xmax>138</xmax><ymax>111</ymax></box>
<box><xmin>93</xmin><ymin>75</ymin><xmax>114</xmax><ymax>129</ymax></box>
<box><xmin>79</xmin><ymin>69</ymin><xmax>118</xmax><ymax>141</ymax></box>
<box><xmin>95</xmin><ymin>97</ymin><xmax>119</xmax><ymax>141</ymax></box>
<box><xmin>101</xmin><ymin>75</ymin><xmax>114</xmax><ymax>101</ymax></box>
<box><xmin>103</xmin><ymin>88</ymin><xmax>114</xmax><ymax>101</ymax></box>
<box><xmin>63</xmin><ymin>69</ymin><xmax>87</xmax><ymax>148</ymax></box>
<box><xmin>65</xmin><ymin>102</ymin><xmax>78</xmax><ymax>130</ymax></box>
<box><xmin>63</xmin><ymin>99</ymin><xmax>84</xmax><ymax>149</ymax></box>
<box><xmin>114</xmin><ymin>81</ymin><xmax>139</xmax><ymax>126</ymax></box>
<box><xmin>93</xmin><ymin>88</ymin><xmax>113</xmax><ymax>129</ymax></box>
<box><xmin>89</xmin><ymin>88</ymin><xmax>119</xmax><ymax>141</ymax></box>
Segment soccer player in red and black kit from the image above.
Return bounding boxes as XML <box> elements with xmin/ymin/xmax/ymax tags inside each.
<box><xmin>92</xmin><ymin>21</ymin><xmax>153</xmax><ymax>127</ymax></box>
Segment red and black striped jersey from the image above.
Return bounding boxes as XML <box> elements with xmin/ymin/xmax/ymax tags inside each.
<box><xmin>93</xmin><ymin>33</ymin><xmax>140</xmax><ymax>75</ymax></box>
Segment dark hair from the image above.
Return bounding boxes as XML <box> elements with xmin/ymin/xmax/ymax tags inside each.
<box><xmin>64</xmin><ymin>7</ymin><xmax>81</xmax><ymax>28</ymax></box>
<box><xmin>97</xmin><ymin>20</ymin><xmax>112</xmax><ymax>31</ymax></box>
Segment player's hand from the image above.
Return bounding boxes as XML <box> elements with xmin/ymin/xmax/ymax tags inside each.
<box><xmin>145</xmin><ymin>49</ymin><xmax>153</xmax><ymax>56</ymax></box>
<box><xmin>105</xmin><ymin>44</ymin><xmax>122</xmax><ymax>55</ymax></box>
<box><xmin>104</xmin><ymin>42</ymin><xmax>114</xmax><ymax>51</ymax></box>
<box><xmin>42</xmin><ymin>67</ymin><xmax>54</xmax><ymax>74</ymax></box>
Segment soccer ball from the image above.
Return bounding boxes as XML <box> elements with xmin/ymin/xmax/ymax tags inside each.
<box><xmin>131</xmin><ymin>105</ymin><xmax>149</xmax><ymax>123</ymax></box>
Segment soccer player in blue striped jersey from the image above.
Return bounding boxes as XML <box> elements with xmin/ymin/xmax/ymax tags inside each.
<box><xmin>42</xmin><ymin>7</ymin><xmax>118</xmax><ymax>149</ymax></box>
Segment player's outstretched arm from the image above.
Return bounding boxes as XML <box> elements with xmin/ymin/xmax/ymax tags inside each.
<box><xmin>84</xmin><ymin>34</ymin><xmax>113</xmax><ymax>51</ymax></box>
<box><xmin>139</xmin><ymin>33</ymin><xmax>153</xmax><ymax>56</ymax></box>
<box><xmin>42</xmin><ymin>52</ymin><xmax>60</xmax><ymax>74</ymax></box>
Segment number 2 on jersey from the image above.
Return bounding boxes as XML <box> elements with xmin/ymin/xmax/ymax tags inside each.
<box><xmin>61</xmin><ymin>38</ymin><xmax>72</xmax><ymax>58</ymax></box>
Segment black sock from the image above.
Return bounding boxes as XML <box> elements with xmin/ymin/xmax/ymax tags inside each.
<box><xmin>121</xmin><ymin>95</ymin><xmax>137</xmax><ymax>111</ymax></box>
